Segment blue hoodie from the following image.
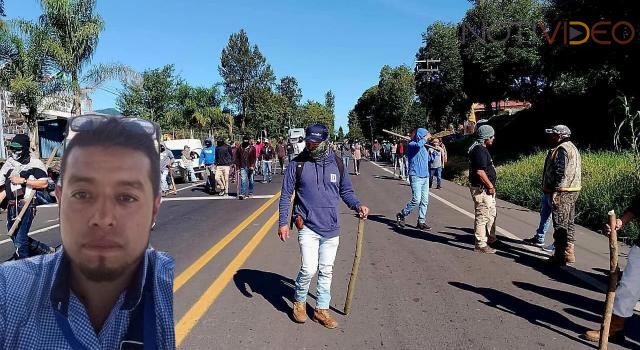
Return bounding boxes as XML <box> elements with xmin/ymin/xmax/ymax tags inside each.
<box><xmin>199</xmin><ymin>146</ymin><xmax>216</xmax><ymax>166</ymax></box>
<box><xmin>408</xmin><ymin>128</ymin><xmax>430</xmax><ymax>178</ymax></box>
<box><xmin>279</xmin><ymin>150</ymin><xmax>361</xmax><ymax>238</ymax></box>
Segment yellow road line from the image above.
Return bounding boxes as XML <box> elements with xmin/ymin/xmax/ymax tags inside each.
<box><xmin>173</xmin><ymin>192</ymin><xmax>281</xmax><ymax>293</ymax></box>
<box><xmin>175</xmin><ymin>210</ymin><xmax>280</xmax><ymax>347</ymax></box>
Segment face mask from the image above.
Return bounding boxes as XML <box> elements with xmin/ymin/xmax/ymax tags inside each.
<box><xmin>10</xmin><ymin>150</ymin><xmax>23</xmax><ymax>161</ymax></box>
<box><xmin>309</xmin><ymin>141</ymin><xmax>329</xmax><ymax>159</ymax></box>
<box><xmin>160</xmin><ymin>146</ymin><xmax>166</xmax><ymax>152</ymax></box>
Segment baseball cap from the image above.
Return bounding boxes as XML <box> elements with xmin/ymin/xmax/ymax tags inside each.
<box><xmin>304</xmin><ymin>123</ymin><xmax>329</xmax><ymax>143</ymax></box>
<box><xmin>545</xmin><ymin>125</ymin><xmax>571</xmax><ymax>137</ymax></box>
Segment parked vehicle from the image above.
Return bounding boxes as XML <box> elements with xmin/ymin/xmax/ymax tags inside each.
<box><xmin>164</xmin><ymin>139</ymin><xmax>204</xmax><ymax>182</ymax></box>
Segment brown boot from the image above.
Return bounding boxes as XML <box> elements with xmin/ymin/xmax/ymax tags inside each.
<box><xmin>584</xmin><ymin>314</ymin><xmax>626</xmax><ymax>342</ymax></box>
<box><xmin>565</xmin><ymin>243</ymin><xmax>576</xmax><ymax>264</ymax></box>
<box><xmin>313</xmin><ymin>308</ymin><xmax>338</xmax><ymax>329</ymax></box>
<box><xmin>292</xmin><ymin>301</ymin><xmax>307</xmax><ymax>323</ymax></box>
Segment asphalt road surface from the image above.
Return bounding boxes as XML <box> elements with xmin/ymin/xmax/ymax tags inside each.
<box><xmin>1</xmin><ymin>161</ymin><xmax>638</xmax><ymax>350</ymax></box>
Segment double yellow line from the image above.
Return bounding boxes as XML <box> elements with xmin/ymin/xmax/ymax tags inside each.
<box><xmin>173</xmin><ymin>192</ymin><xmax>282</xmax><ymax>347</ymax></box>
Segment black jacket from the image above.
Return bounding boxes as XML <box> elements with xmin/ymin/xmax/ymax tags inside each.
<box><xmin>215</xmin><ymin>144</ymin><xmax>234</xmax><ymax>166</ymax></box>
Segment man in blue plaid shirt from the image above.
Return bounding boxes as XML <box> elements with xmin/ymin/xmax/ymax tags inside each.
<box><xmin>0</xmin><ymin>116</ymin><xmax>175</xmax><ymax>349</ymax></box>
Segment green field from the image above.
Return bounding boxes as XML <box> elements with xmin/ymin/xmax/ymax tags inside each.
<box><xmin>493</xmin><ymin>151</ymin><xmax>640</xmax><ymax>242</ymax></box>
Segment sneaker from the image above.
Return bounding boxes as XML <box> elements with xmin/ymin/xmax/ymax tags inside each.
<box><xmin>436</xmin><ymin>186</ymin><xmax>442</xmax><ymax>189</ymax></box>
<box><xmin>396</xmin><ymin>213</ymin><xmax>405</xmax><ymax>227</ymax></box>
<box><xmin>523</xmin><ymin>236</ymin><xmax>545</xmax><ymax>247</ymax></box>
<box><xmin>292</xmin><ymin>301</ymin><xmax>307</xmax><ymax>323</ymax></box>
<box><xmin>542</xmin><ymin>243</ymin><xmax>555</xmax><ymax>252</ymax></box>
<box><xmin>417</xmin><ymin>222</ymin><xmax>431</xmax><ymax>231</ymax></box>
<box><xmin>261</xmin><ymin>180</ymin><xmax>267</xmax><ymax>184</ymax></box>
<box><xmin>475</xmin><ymin>245</ymin><xmax>496</xmax><ymax>254</ymax></box>
<box><xmin>238</xmin><ymin>195</ymin><xmax>245</xmax><ymax>200</ymax></box>
<box><xmin>313</xmin><ymin>308</ymin><xmax>338</xmax><ymax>329</ymax></box>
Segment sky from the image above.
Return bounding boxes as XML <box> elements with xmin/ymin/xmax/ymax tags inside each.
<box><xmin>6</xmin><ymin>0</ymin><xmax>471</xmax><ymax>131</ymax></box>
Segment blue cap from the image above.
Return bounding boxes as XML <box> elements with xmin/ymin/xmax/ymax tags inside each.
<box><xmin>304</xmin><ymin>123</ymin><xmax>329</xmax><ymax>142</ymax></box>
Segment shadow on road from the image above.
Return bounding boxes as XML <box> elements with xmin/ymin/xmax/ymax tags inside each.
<box><xmin>233</xmin><ymin>269</ymin><xmax>346</xmax><ymax>320</ymax></box>
<box><xmin>449</xmin><ymin>281</ymin><xmax>597</xmax><ymax>348</ymax></box>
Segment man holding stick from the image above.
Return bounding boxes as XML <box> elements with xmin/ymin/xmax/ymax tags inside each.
<box><xmin>278</xmin><ymin>123</ymin><xmax>369</xmax><ymax>329</ymax></box>
<box><xmin>396</xmin><ymin>128</ymin><xmax>433</xmax><ymax>231</ymax></box>
<box><xmin>584</xmin><ymin>197</ymin><xmax>640</xmax><ymax>342</ymax></box>
<box><xmin>0</xmin><ymin>134</ymin><xmax>54</xmax><ymax>259</ymax></box>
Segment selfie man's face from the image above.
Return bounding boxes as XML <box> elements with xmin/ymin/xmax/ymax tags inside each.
<box><xmin>305</xmin><ymin>141</ymin><xmax>320</xmax><ymax>151</ymax></box>
<box><xmin>56</xmin><ymin>146</ymin><xmax>161</xmax><ymax>282</ymax></box>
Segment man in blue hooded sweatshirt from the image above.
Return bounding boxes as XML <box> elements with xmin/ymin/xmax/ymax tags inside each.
<box><xmin>278</xmin><ymin>123</ymin><xmax>369</xmax><ymax>329</ymax></box>
<box><xmin>396</xmin><ymin>128</ymin><xmax>432</xmax><ymax>230</ymax></box>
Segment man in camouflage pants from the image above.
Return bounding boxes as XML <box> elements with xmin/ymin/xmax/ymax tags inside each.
<box><xmin>543</xmin><ymin>125</ymin><xmax>582</xmax><ymax>266</ymax></box>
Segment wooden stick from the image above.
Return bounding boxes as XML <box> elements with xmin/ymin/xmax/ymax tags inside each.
<box><xmin>382</xmin><ymin>129</ymin><xmax>438</xmax><ymax>150</ymax></box>
<box><xmin>599</xmin><ymin>210</ymin><xmax>620</xmax><ymax>350</ymax></box>
<box><xmin>168</xmin><ymin>168</ymin><xmax>178</xmax><ymax>195</ymax></box>
<box><xmin>7</xmin><ymin>146</ymin><xmax>59</xmax><ymax>238</ymax></box>
<box><xmin>344</xmin><ymin>217</ymin><xmax>366</xmax><ymax>315</ymax></box>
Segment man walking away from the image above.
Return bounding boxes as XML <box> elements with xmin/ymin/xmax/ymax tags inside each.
<box><xmin>396</xmin><ymin>128</ymin><xmax>432</xmax><ymax>231</ymax></box>
<box><xmin>391</xmin><ymin>141</ymin><xmax>398</xmax><ymax>172</ymax></box>
<box><xmin>468</xmin><ymin>125</ymin><xmax>498</xmax><ymax>254</ymax></box>
<box><xmin>351</xmin><ymin>141</ymin><xmax>362</xmax><ymax>175</ymax></box>
<box><xmin>429</xmin><ymin>138</ymin><xmax>444</xmax><ymax>189</ymax></box>
<box><xmin>254</xmin><ymin>138</ymin><xmax>263</xmax><ymax>176</ymax></box>
<box><xmin>159</xmin><ymin>143</ymin><xmax>175</xmax><ymax>196</ymax></box>
<box><xmin>0</xmin><ymin>134</ymin><xmax>55</xmax><ymax>259</ymax></box>
<box><xmin>543</xmin><ymin>125</ymin><xmax>582</xmax><ymax>266</ymax></box>
<box><xmin>215</xmin><ymin>139</ymin><xmax>234</xmax><ymax>196</ymax></box>
<box><xmin>584</xmin><ymin>195</ymin><xmax>640</xmax><ymax>342</ymax></box>
<box><xmin>276</xmin><ymin>138</ymin><xmax>287</xmax><ymax>175</ymax></box>
<box><xmin>234</xmin><ymin>137</ymin><xmax>257</xmax><ymax>199</ymax></box>
<box><xmin>199</xmin><ymin>139</ymin><xmax>216</xmax><ymax>194</ymax></box>
<box><xmin>278</xmin><ymin>123</ymin><xmax>369</xmax><ymax>329</ymax></box>
<box><xmin>339</xmin><ymin>139</ymin><xmax>351</xmax><ymax>170</ymax></box>
<box><xmin>181</xmin><ymin>145</ymin><xmax>196</xmax><ymax>183</ymax></box>
<box><xmin>287</xmin><ymin>141</ymin><xmax>295</xmax><ymax>163</ymax></box>
<box><xmin>372</xmin><ymin>140</ymin><xmax>381</xmax><ymax>161</ymax></box>
<box><xmin>397</xmin><ymin>140</ymin><xmax>406</xmax><ymax>179</ymax></box>
<box><xmin>260</xmin><ymin>139</ymin><xmax>275</xmax><ymax>183</ymax></box>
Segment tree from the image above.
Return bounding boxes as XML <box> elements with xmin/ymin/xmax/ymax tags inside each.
<box><xmin>0</xmin><ymin>20</ymin><xmax>66</xmax><ymax>147</ymax></box>
<box><xmin>416</xmin><ymin>21</ymin><xmax>467</xmax><ymax>131</ymax></box>
<box><xmin>347</xmin><ymin>110</ymin><xmax>365</xmax><ymax>141</ymax></box>
<box><xmin>38</xmin><ymin>0</ymin><xmax>135</xmax><ymax>116</ymax></box>
<box><xmin>117</xmin><ymin>65</ymin><xmax>179</xmax><ymax>129</ymax></box>
<box><xmin>219</xmin><ymin>29</ymin><xmax>275</xmax><ymax>130</ymax></box>
<box><xmin>337</xmin><ymin>126</ymin><xmax>345</xmax><ymax>140</ymax></box>
<box><xmin>299</xmin><ymin>100</ymin><xmax>334</xmax><ymax>135</ymax></box>
<box><xmin>325</xmin><ymin>90</ymin><xmax>335</xmax><ymax>114</ymax></box>
<box><xmin>459</xmin><ymin>0</ymin><xmax>543</xmax><ymax>110</ymax></box>
<box><xmin>377</xmin><ymin>65</ymin><xmax>415</xmax><ymax>134</ymax></box>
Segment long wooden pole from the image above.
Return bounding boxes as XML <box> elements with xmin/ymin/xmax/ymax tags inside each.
<box><xmin>344</xmin><ymin>217</ymin><xmax>365</xmax><ymax>315</ymax></box>
<box><xmin>7</xmin><ymin>146</ymin><xmax>59</xmax><ymax>237</ymax></box>
<box><xmin>382</xmin><ymin>129</ymin><xmax>438</xmax><ymax>150</ymax></box>
<box><xmin>599</xmin><ymin>210</ymin><xmax>620</xmax><ymax>350</ymax></box>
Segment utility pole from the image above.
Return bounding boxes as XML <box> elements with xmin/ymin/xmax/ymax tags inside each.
<box><xmin>366</xmin><ymin>115</ymin><xmax>374</xmax><ymax>150</ymax></box>
<box><xmin>415</xmin><ymin>59</ymin><xmax>441</xmax><ymax>130</ymax></box>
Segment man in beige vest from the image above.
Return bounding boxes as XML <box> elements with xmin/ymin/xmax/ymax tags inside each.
<box><xmin>543</xmin><ymin>125</ymin><xmax>582</xmax><ymax>265</ymax></box>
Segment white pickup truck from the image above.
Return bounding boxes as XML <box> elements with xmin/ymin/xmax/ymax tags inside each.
<box><xmin>164</xmin><ymin>139</ymin><xmax>204</xmax><ymax>182</ymax></box>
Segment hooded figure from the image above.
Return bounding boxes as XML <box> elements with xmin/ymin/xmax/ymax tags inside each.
<box><xmin>407</xmin><ymin>128</ymin><xmax>431</xmax><ymax>178</ymax></box>
<box><xmin>0</xmin><ymin>134</ymin><xmax>53</xmax><ymax>259</ymax></box>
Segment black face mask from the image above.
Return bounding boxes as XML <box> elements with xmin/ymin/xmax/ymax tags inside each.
<box><xmin>160</xmin><ymin>146</ymin><xmax>166</xmax><ymax>152</ymax></box>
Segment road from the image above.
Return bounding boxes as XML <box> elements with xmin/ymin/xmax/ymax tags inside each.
<box><xmin>1</xmin><ymin>161</ymin><xmax>638</xmax><ymax>349</ymax></box>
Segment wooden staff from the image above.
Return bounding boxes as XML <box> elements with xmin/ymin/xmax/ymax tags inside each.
<box><xmin>169</xmin><ymin>168</ymin><xmax>178</xmax><ymax>195</ymax></box>
<box><xmin>344</xmin><ymin>217</ymin><xmax>366</xmax><ymax>315</ymax></box>
<box><xmin>7</xmin><ymin>146</ymin><xmax>59</xmax><ymax>238</ymax></box>
<box><xmin>599</xmin><ymin>210</ymin><xmax>620</xmax><ymax>350</ymax></box>
<box><xmin>382</xmin><ymin>129</ymin><xmax>439</xmax><ymax>150</ymax></box>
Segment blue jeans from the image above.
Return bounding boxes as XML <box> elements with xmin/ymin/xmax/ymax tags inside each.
<box><xmin>240</xmin><ymin>168</ymin><xmax>254</xmax><ymax>195</ymax></box>
<box><xmin>534</xmin><ymin>193</ymin><xmax>553</xmax><ymax>242</ymax></box>
<box><xmin>262</xmin><ymin>160</ymin><xmax>273</xmax><ymax>182</ymax></box>
<box><xmin>401</xmin><ymin>175</ymin><xmax>430</xmax><ymax>223</ymax></box>
<box><xmin>7</xmin><ymin>203</ymin><xmax>36</xmax><ymax>259</ymax></box>
<box><xmin>342</xmin><ymin>157</ymin><xmax>349</xmax><ymax>170</ymax></box>
<box><xmin>430</xmin><ymin>167</ymin><xmax>442</xmax><ymax>188</ymax></box>
<box><xmin>294</xmin><ymin>226</ymin><xmax>340</xmax><ymax>309</ymax></box>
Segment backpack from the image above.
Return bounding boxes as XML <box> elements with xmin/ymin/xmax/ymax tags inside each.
<box><xmin>293</xmin><ymin>152</ymin><xmax>345</xmax><ymax>191</ymax></box>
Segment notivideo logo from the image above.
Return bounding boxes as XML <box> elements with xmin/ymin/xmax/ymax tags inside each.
<box><xmin>459</xmin><ymin>20</ymin><xmax>636</xmax><ymax>46</ymax></box>
<box><xmin>539</xmin><ymin>20</ymin><xmax>636</xmax><ymax>45</ymax></box>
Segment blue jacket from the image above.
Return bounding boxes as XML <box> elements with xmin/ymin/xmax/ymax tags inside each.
<box><xmin>199</xmin><ymin>146</ymin><xmax>216</xmax><ymax>165</ymax></box>
<box><xmin>279</xmin><ymin>150</ymin><xmax>361</xmax><ymax>238</ymax></box>
<box><xmin>408</xmin><ymin>128</ymin><xmax>430</xmax><ymax>177</ymax></box>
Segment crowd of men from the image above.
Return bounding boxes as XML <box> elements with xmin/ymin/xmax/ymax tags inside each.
<box><xmin>0</xmin><ymin>117</ymin><xmax>639</xmax><ymax>347</ymax></box>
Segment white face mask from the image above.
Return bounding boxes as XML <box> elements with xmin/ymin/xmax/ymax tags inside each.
<box><xmin>10</xmin><ymin>150</ymin><xmax>23</xmax><ymax>161</ymax></box>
